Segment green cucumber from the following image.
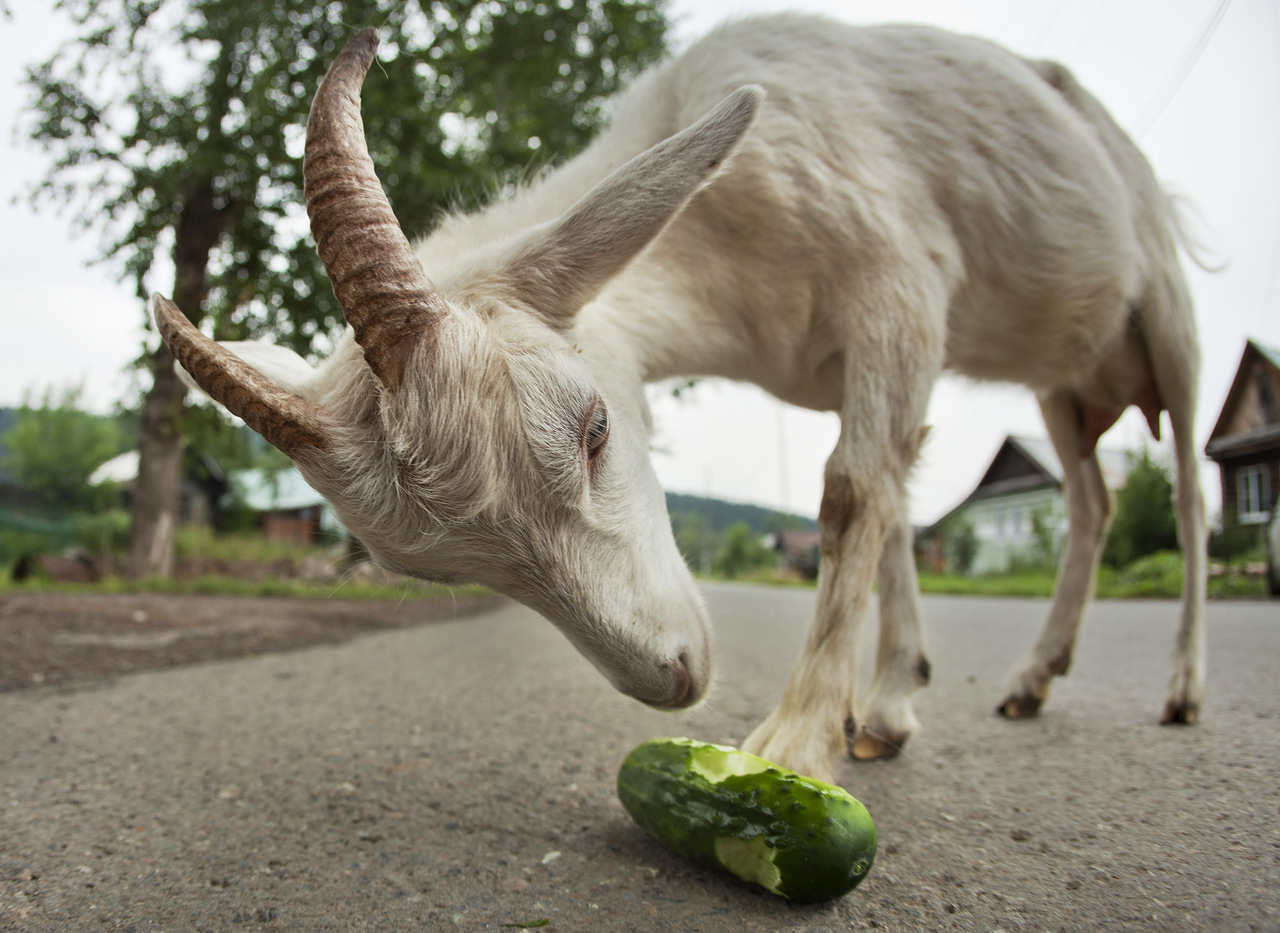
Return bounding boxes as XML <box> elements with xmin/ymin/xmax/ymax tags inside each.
<box><xmin>616</xmin><ymin>737</ymin><xmax>876</xmax><ymax>902</ymax></box>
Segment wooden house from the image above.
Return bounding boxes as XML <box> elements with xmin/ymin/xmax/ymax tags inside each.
<box><xmin>1205</xmin><ymin>340</ymin><xmax>1280</xmax><ymax>528</ymax></box>
<box><xmin>917</xmin><ymin>435</ymin><xmax>1128</xmax><ymax>575</ymax></box>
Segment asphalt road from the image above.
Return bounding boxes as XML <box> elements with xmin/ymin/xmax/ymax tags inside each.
<box><xmin>2</xmin><ymin>585</ymin><xmax>1277</xmax><ymax>932</ymax></box>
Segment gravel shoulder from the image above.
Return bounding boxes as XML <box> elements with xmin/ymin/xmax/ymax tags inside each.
<box><xmin>0</xmin><ymin>590</ymin><xmax>506</xmax><ymax>691</ymax></box>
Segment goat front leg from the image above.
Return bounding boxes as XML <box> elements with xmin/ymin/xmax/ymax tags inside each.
<box><xmin>849</xmin><ymin>517</ymin><xmax>931</xmax><ymax>759</ymax></box>
<box><xmin>1159</xmin><ymin>357</ymin><xmax>1208</xmax><ymax>724</ymax></box>
<box><xmin>741</xmin><ymin>466</ymin><xmax>892</xmax><ymax>782</ymax></box>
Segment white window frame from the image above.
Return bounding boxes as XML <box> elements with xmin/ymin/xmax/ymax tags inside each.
<box><xmin>1236</xmin><ymin>464</ymin><xmax>1271</xmax><ymax>525</ymax></box>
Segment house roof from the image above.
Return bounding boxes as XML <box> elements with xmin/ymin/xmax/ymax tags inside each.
<box><xmin>920</xmin><ymin>434</ymin><xmax>1129</xmax><ymax>538</ymax></box>
<box><xmin>89</xmin><ymin>450</ymin><xmax>139</xmax><ymax>485</ymax></box>
<box><xmin>1205</xmin><ymin>339</ymin><xmax>1280</xmax><ymax>460</ymax></box>
<box><xmin>971</xmin><ymin>435</ymin><xmax>1128</xmax><ymax>497</ymax></box>
<box><xmin>232</xmin><ymin>468</ymin><xmax>326</xmax><ymax>512</ymax></box>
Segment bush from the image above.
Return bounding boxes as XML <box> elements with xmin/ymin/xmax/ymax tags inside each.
<box><xmin>75</xmin><ymin>509</ymin><xmax>131</xmax><ymax>555</ymax></box>
<box><xmin>1209</xmin><ymin>511</ymin><xmax>1264</xmax><ymax>561</ymax></box>
<box><xmin>1109</xmin><ymin>550</ymin><xmax>1183</xmax><ymax>597</ymax></box>
<box><xmin>712</xmin><ymin>522</ymin><xmax>774</xmax><ymax>579</ymax></box>
<box><xmin>1103</xmin><ymin>450</ymin><xmax>1177</xmax><ymax>568</ymax></box>
<box><xmin>945</xmin><ymin>520</ymin><xmax>978</xmax><ymax>576</ymax></box>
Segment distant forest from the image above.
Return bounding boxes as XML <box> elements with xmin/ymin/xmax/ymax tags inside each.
<box><xmin>665</xmin><ymin>492</ymin><xmax>817</xmax><ymax>536</ymax></box>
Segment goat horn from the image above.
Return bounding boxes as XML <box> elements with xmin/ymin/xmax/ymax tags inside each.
<box><xmin>153</xmin><ymin>295</ymin><xmax>335</xmax><ymax>455</ymax></box>
<box><xmin>304</xmin><ymin>27</ymin><xmax>447</xmax><ymax>390</ymax></box>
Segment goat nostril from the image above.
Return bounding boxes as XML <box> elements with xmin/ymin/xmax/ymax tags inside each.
<box><xmin>636</xmin><ymin>652</ymin><xmax>698</xmax><ymax>710</ymax></box>
<box><xmin>670</xmin><ymin>651</ymin><xmax>693</xmax><ymax>707</ymax></box>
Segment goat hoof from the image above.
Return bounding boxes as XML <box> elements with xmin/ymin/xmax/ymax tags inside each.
<box><xmin>1160</xmin><ymin>700</ymin><xmax>1199</xmax><ymax>725</ymax></box>
<box><xmin>846</xmin><ymin>723</ymin><xmax>906</xmax><ymax>761</ymax></box>
<box><xmin>997</xmin><ymin>694</ymin><xmax>1042</xmax><ymax>719</ymax></box>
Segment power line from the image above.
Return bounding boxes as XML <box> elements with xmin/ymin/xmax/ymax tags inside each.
<box><xmin>1134</xmin><ymin>0</ymin><xmax>1234</xmax><ymax>139</ymax></box>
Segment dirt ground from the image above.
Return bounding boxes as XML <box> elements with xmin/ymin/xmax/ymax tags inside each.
<box><xmin>0</xmin><ymin>590</ymin><xmax>507</xmax><ymax>691</ymax></box>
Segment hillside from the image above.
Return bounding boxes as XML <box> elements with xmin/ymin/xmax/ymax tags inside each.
<box><xmin>664</xmin><ymin>491</ymin><xmax>817</xmax><ymax>536</ymax></box>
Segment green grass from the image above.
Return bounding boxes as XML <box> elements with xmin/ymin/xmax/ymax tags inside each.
<box><xmin>917</xmin><ymin>553</ymin><xmax>1267</xmax><ymax>600</ymax></box>
<box><xmin>700</xmin><ymin>552</ymin><xmax>1269</xmax><ymax>600</ymax></box>
<box><xmin>173</xmin><ymin>526</ymin><xmax>335</xmax><ymax>564</ymax></box>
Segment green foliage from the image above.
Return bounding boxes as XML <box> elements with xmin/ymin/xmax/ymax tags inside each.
<box><xmin>666</xmin><ymin>494</ymin><xmax>816</xmax><ymax>576</ymax></box>
<box><xmin>712</xmin><ymin>521</ymin><xmax>774</xmax><ymax>579</ymax></box>
<box><xmin>75</xmin><ymin>509</ymin><xmax>132</xmax><ymax>554</ymax></box>
<box><xmin>944</xmin><ymin>519</ymin><xmax>978</xmax><ymax>576</ymax></box>
<box><xmin>1027</xmin><ymin>505</ymin><xmax>1060</xmax><ymax>569</ymax></box>
<box><xmin>916</xmin><ymin>570</ymin><xmax>1057</xmax><ymax>598</ymax></box>
<box><xmin>0</xmin><ymin>387</ymin><xmax>124</xmax><ymax>512</ymax></box>
<box><xmin>173</xmin><ymin>525</ymin><xmax>340</xmax><ymax>563</ymax></box>
<box><xmin>665</xmin><ymin>493</ymin><xmax>816</xmax><ymax>538</ymax></box>
<box><xmin>1106</xmin><ymin>550</ymin><xmax>1183</xmax><ymax>597</ymax></box>
<box><xmin>671</xmin><ymin>511</ymin><xmax>714</xmax><ymax>573</ymax></box>
<box><xmin>0</xmin><ymin>525</ymin><xmax>72</xmax><ymax>568</ymax></box>
<box><xmin>1209</xmin><ymin>509</ymin><xmax>1264</xmax><ymax>561</ymax></box>
<box><xmin>1103</xmin><ymin>449</ymin><xmax>1178</xmax><ymax>568</ymax></box>
<box><xmin>25</xmin><ymin>0</ymin><xmax>670</xmax><ymax>358</ymax></box>
<box><xmin>916</xmin><ymin>562</ymin><xmax>1265</xmax><ymax>600</ymax></box>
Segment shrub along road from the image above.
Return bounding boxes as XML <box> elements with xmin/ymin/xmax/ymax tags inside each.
<box><xmin>1</xmin><ymin>586</ymin><xmax>1276</xmax><ymax>931</ymax></box>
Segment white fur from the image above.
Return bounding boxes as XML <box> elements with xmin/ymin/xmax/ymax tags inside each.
<box><xmin>187</xmin><ymin>14</ymin><xmax>1207</xmax><ymax>779</ymax></box>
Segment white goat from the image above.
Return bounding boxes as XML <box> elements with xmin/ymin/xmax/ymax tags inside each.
<box><xmin>157</xmin><ymin>14</ymin><xmax>1206</xmax><ymax>781</ymax></box>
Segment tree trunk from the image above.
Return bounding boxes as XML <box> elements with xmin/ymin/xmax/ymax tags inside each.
<box><xmin>125</xmin><ymin>182</ymin><xmax>227</xmax><ymax>578</ymax></box>
<box><xmin>125</xmin><ymin>347</ymin><xmax>186</xmax><ymax>578</ymax></box>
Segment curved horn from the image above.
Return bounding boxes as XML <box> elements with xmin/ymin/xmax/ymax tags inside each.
<box><xmin>304</xmin><ymin>27</ymin><xmax>448</xmax><ymax>390</ymax></box>
<box><xmin>153</xmin><ymin>295</ymin><xmax>335</xmax><ymax>455</ymax></box>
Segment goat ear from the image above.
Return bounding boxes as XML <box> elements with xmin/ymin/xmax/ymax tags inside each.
<box><xmin>507</xmin><ymin>86</ymin><xmax>764</xmax><ymax>323</ymax></box>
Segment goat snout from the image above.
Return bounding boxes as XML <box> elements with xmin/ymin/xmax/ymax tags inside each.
<box><xmin>638</xmin><ymin>650</ymin><xmax>705</xmax><ymax>710</ymax></box>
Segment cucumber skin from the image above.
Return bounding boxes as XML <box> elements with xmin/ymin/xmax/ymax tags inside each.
<box><xmin>617</xmin><ymin>738</ymin><xmax>876</xmax><ymax>903</ymax></box>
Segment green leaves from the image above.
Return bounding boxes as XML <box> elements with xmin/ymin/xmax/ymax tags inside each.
<box><xmin>0</xmin><ymin>386</ymin><xmax>126</xmax><ymax>512</ymax></box>
<box><xmin>1103</xmin><ymin>449</ymin><xmax>1179</xmax><ymax>569</ymax></box>
<box><xmin>26</xmin><ymin>0</ymin><xmax>670</xmax><ymax>362</ymax></box>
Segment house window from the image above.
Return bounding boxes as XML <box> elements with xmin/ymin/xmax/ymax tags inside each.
<box><xmin>1236</xmin><ymin>464</ymin><xmax>1271</xmax><ymax>525</ymax></box>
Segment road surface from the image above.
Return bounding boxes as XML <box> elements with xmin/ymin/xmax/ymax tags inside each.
<box><xmin>2</xmin><ymin>585</ymin><xmax>1277</xmax><ymax>931</ymax></box>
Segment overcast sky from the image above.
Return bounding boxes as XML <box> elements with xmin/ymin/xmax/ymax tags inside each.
<box><xmin>2</xmin><ymin>0</ymin><xmax>1276</xmax><ymax>524</ymax></box>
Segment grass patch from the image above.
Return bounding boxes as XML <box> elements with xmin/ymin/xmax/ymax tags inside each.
<box><xmin>917</xmin><ymin>571</ymin><xmax>1057</xmax><ymax>598</ymax></box>
<box><xmin>917</xmin><ymin>554</ymin><xmax>1267</xmax><ymax>600</ymax></box>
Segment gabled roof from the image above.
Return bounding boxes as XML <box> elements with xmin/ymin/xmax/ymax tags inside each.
<box><xmin>1205</xmin><ymin>339</ymin><xmax>1280</xmax><ymax>460</ymax></box>
<box><xmin>920</xmin><ymin>434</ymin><xmax>1129</xmax><ymax>538</ymax></box>
<box><xmin>232</xmin><ymin>468</ymin><xmax>326</xmax><ymax>512</ymax></box>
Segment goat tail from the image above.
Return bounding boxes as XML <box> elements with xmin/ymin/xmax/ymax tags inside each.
<box><xmin>1163</xmin><ymin>188</ymin><xmax>1227</xmax><ymax>274</ymax></box>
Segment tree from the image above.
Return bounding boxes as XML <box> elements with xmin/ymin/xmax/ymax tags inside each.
<box><xmin>1</xmin><ymin>387</ymin><xmax>124</xmax><ymax>512</ymax></box>
<box><xmin>1026</xmin><ymin>504</ymin><xmax>1061</xmax><ymax>570</ymax></box>
<box><xmin>944</xmin><ymin>518</ymin><xmax>978</xmax><ymax>576</ymax></box>
<box><xmin>1103</xmin><ymin>448</ymin><xmax>1179</xmax><ymax>568</ymax></box>
<box><xmin>712</xmin><ymin>522</ymin><xmax>774</xmax><ymax>579</ymax></box>
<box><xmin>25</xmin><ymin>0</ymin><xmax>669</xmax><ymax>577</ymax></box>
<box><xmin>672</xmin><ymin>511</ymin><xmax>714</xmax><ymax>574</ymax></box>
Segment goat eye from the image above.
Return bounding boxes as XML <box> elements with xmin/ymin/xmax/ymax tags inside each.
<box><xmin>585</xmin><ymin>399</ymin><xmax>610</xmax><ymax>460</ymax></box>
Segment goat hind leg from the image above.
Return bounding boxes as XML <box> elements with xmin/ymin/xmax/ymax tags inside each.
<box><xmin>848</xmin><ymin>517</ymin><xmax>931</xmax><ymax>759</ymax></box>
<box><xmin>998</xmin><ymin>389</ymin><xmax>1111</xmax><ymax>719</ymax></box>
